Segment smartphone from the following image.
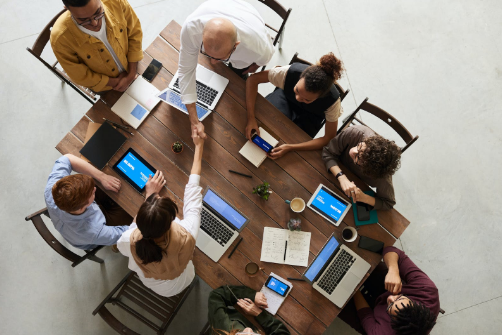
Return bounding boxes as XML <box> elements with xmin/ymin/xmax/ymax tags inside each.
<box><xmin>251</xmin><ymin>132</ymin><xmax>273</xmax><ymax>153</ymax></box>
<box><xmin>265</xmin><ymin>276</ymin><xmax>290</xmax><ymax>297</ymax></box>
<box><xmin>358</xmin><ymin>235</ymin><xmax>384</xmax><ymax>254</ymax></box>
<box><xmin>356</xmin><ymin>202</ymin><xmax>371</xmax><ymax>221</ymax></box>
<box><xmin>142</xmin><ymin>58</ymin><xmax>162</xmax><ymax>82</ymax></box>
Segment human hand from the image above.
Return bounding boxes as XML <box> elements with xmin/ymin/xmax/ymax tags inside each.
<box><xmin>193</xmin><ymin>121</ymin><xmax>207</xmax><ymax>140</ymax></box>
<box><xmin>113</xmin><ymin>72</ymin><xmax>136</xmax><ymax>92</ymax></box>
<box><xmin>100</xmin><ymin>174</ymin><xmax>121</xmax><ymax>193</ymax></box>
<box><xmin>192</xmin><ymin>126</ymin><xmax>204</xmax><ymax>147</ymax></box>
<box><xmin>339</xmin><ymin>176</ymin><xmax>357</xmax><ymax>198</ymax></box>
<box><xmin>246</xmin><ymin>118</ymin><xmax>259</xmax><ymax>141</ymax></box>
<box><xmin>254</xmin><ymin>292</ymin><xmax>268</xmax><ymax>309</ymax></box>
<box><xmin>144</xmin><ymin>171</ymin><xmax>166</xmax><ymax>198</ymax></box>
<box><xmin>237</xmin><ymin>298</ymin><xmax>262</xmax><ymax>317</ymax></box>
<box><xmin>242</xmin><ymin>63</ymin><xmax>260</xmax><ymax>75</ymax></box>
<box><xmin>385</xmin><ymin>268</ymin><xmax>402</xmax><ymax>295</ymax></box>
<box><xmin>269</xmin><ymin>144</ymin><xmax>290</xmax><ymax>159</ymax></box>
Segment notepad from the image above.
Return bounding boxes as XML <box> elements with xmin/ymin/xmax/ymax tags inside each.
<box><xmin>260</xmin><ymin>273</ymin><xmax>292</xmax><ymax>315</ymax></box>
<box><xmin>111</xmin><ymin>77</ymin><xmax>161</xmax><ymax>129</ymax></box>
<box><xmin>260</xmin><ymin>227</ymin><xmax>311</xmax><ymax>267</ymax></box>
<box><xmin>239</xmin><ymin>127</ymin><xmax>279</xmax><ymax>168</ymax></box>
<box><xmin>79</xmin><ymin>122</ymin><xmax>127</xmax><ymax>170</ymax></box>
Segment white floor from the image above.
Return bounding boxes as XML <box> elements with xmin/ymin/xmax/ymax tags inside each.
<box><xmin>1</xmin><ymin>0</ymin><xmax>501</xmax><ymax>334</ymax></box>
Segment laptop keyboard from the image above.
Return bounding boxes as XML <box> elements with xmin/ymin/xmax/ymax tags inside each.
<box><xmin>162</xmin><ymin>90</ymin><xmax>210</xmax><ymax>120</ymax></box>
<box><xmin>317</xmin><ymin>249</ymin><xmax>356</xmax><ymax>295</ymax></box>
<box><xmin>200</xmin><ymin>207</ymin><xmax>234</xmax><ymax>246</ymax></box>
<box><xmin>173</xmin><ymin>78</ymin><xmax>218</xmax><ymax>107</ymax></box>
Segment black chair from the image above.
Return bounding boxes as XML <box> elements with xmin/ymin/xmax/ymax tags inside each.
<box><xmin>93</xmin><ymin>271</ymin><xmax>197</xmax><ymax>334</ymax></box>
<box><xmin>26</xmin><ymin>9</ymin><xmax>99</xmax><ymax>104</ymax></box>
<box><xmin>255</xmin><ymin>0</ymin><xmax>292</xmax><ymax>70</ymax></box>
<box><xmin>25</xmin><ymin>207</ymin><xmax>104</xmax><ymax>267</ymax></box>
<box><xmin>289</xmin><ymin>52</ymin><xmax>350</xmax><ymax>102</ymax></box>
<box><xmin>337</xmin><ymin>98</ymin><xmax>419</xmax><ymax>153</ymax></box>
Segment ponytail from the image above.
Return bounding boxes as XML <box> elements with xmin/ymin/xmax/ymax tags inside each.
<box><xmin>300</xmin><ymin>52</ymin><xmax>345</xmax><ymax>97</ymax></box>
<box><xmin>135</xmin><ymin>237</ymin><xmax>164</xmax><ymax>264</ymax></box>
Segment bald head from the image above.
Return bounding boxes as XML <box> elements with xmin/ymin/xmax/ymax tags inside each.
<box><xmin>202</xmin><ymin>18</ymin><xmax>238</xmax><ymax>59</ymax></box>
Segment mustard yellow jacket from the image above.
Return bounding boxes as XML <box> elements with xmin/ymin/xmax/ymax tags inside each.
<box><xmin>50</xmin><ymin>0</ymin><xmax>143</xmax><ymax>92</ymax></box>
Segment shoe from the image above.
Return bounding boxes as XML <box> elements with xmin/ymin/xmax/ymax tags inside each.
<box><xmin>111</xmin><ymin>244</ymin><xmax>119</xmax><ymax>253</ymax></box>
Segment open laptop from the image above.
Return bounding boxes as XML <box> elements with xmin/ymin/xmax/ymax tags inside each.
<box><xmin>302</xmin><ymin>234</ymin><xmax>371</xmax><ymax>308</ymax></box>
<box><xmin>196</xmin><ymin>187</ymin><xmax>249</xmax><ymax>262</ymax></box>
<box><xmin>158</xmin><ymin>64</ymin><xmax>229</xmax><ymax>121</ymax></box>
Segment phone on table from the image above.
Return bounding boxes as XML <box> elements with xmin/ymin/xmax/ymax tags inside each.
<box><xmin>251</xmin><ymin>132</ymin><xmax>273</xmax><ymax>153</ymax></box>
<box><xmin>358</xmin><ymin>235</ymin><xmax>385</xmax><ymax>254</ymax></box>
<box><xmin>356</xmin><ymin>202</ymin><xmax>371</xmax><ymax>221</ymax></box>
<box><xmin>142</xmin><ymin>58</ymin><xmax>162</xmax><ymax>82</ymax></box>
<box><xmin>265</xmin><ymin>276</ymin><xmax>291</xmax><ymax>297</ymax></box>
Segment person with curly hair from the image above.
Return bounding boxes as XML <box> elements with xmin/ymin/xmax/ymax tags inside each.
<box><xmin>245</xmin><ymin>52</ymin><xmax>345</xmax><ymax>158</ymax></box>
<box><xmin>322</xmin><ymin>125</ymin><xmax>402</xmax><ymax>210</ymax></box>
<box><xmin>337</xmin><ymin>247</ymin><xmax>439</xmax><ymax>335</ymax></box>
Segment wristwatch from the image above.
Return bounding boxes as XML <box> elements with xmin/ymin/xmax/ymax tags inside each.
<box><xmin>335</xmin><ymin>171</ymin><xmax>345</xmax><ymax>180</ymax></box>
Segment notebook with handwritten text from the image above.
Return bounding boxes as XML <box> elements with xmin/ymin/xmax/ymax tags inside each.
<box><xmin>260</xmin><ymin>227</ymin><xmax>310</xmax><ymax>267</ymax></box>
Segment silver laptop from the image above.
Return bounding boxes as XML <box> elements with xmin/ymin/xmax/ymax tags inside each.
<box><xmin>196</xmin><ymin>187</ymin><xmax>249</xmax><ymax>262</ymax></box>
<box><xmin>307</xmin><ymin>184</ymin><xmax>352</xmax><ymax>227</ymax></box>
<box><xmin>302</xmin><ymin>234</ymin><xmax>371</xmax><ymax>308</ymax></box>
<box><xmin>158</xmin><ymin>64</ymin><xmax>229</xmax><ymax>121</ymax></box>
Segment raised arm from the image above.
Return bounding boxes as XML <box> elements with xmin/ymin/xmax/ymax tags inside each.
<box><xmin>64</xmin><ymin>154</ymin><xmax>121</xmax><ymax>192</ymax></box>
<box><xmin>245</xmin><ymin>71</ymin><xmax>270</xmax><ymax>140</ymax></box>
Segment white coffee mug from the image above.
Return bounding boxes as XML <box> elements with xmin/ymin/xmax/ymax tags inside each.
<box><xmin>285</xmin><ymin>198</ymin><xmax>305</xmax><ymax>213</ymax></box>
<box><xmin>342</xmin><ymin>226</ymin><xmax>357</xmax><ymax>242</ymax></box>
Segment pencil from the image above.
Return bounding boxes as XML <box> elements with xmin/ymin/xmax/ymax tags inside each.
<box><xmin>229</xmin><ymin>170</ymin><xmax>252</xmax><ymax>178</ymax></box>
<box><xmin>103</xmin><ymin>118</ymin><xmax>134</xmax><ymax>136</ymax></box>
<box><xmin>228</xmin><ymin>237</ymin><xmax>243</xmax><ymax>258</ymax></box>
<box><xmin>287</xmin><ymin>278</ymin><xmax>305</xmax><ymax>282</ymax></box>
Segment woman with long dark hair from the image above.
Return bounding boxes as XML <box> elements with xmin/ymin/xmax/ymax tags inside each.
<box><xmin>117</xmin><ymin>128</ymin><xmax>204</xmax><ymax>297</ymax></box>
<box><xmin>245</xmin><ymin>52</ymin><xmax>345</xmax><ymax>158</ymax></box>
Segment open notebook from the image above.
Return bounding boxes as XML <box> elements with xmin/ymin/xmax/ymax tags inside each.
<box><xmin>111</xmin><ymin>77</ymin><xmax>160</xmax><ymax>129</ymax></box>
<box><xmin>239</xmin><ymin>127</ymin><xmax>279</xmax><ymax>168</ymax></box>
<box><xmin>260</xmin><ymin>227</ymin><xmax>311</xmax><ymax>267</ymax></box>
<box><xmin>260</xmin><ymin>273</ymin><xmax>293</xmax><ymax>315</ymax></box>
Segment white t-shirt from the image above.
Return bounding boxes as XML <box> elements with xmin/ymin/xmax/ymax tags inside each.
<box><xmin>75</xmin><ymin>17</ymin><xmax>126</xmax><ymax>73</ymax></box>
<box><xmin>117</xmin><ymin>175</ymin><xmax>203</xmax><ymax>297</ymax></box>
<box><xmin>178</xmin><ymin>0</ymin><xmax>275</xmax><ymax>104</ymax></box>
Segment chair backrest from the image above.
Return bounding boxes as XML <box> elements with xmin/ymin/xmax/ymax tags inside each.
<box><xmin>288</xmin><ymin>52</ymin><xmax>350</xmax><ymax>102</ymax></box>
<box><xmin>29</xmin><ymin>9</ymin><xmax>67</xmax><ymax>57</ymax></box>
<box><xmin>25</xmin><ymin>207</ymin><xmax>104</xmax><ymax>267</ymax></box>
<box><xmin>337</xmin><ymin>97</ymin><xmax>419</xmax><ymax>153</ymax></box>
<box><xmin>256</xmin><ymin>0</ymin><xmax>292</xmax><ymax>45</ymax></box>
<box><xmin>93</xmin><ymin>271</ymin><xmax>197</xmax><ymax>334</ymax></box>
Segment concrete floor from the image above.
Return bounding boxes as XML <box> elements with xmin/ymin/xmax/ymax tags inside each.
<box><xmin>1</xmin><ymin>0</ymin><xmax>501</xmax><ymax>334</ymax></box>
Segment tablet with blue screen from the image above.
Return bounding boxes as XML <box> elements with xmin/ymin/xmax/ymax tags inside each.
<box><xmin>112</xmin><ymin>148</ymin><xmax>156</xmax><ymax>193</ymax></box>
<box><xmin>307</xmin><ymin>184</ymin><xmax>352</xmax><ymax>226</ymax></box>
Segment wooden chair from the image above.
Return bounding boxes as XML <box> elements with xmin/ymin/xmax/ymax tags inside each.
<box><xmin>256</xmin><ymin>0</ymin><xmax>292</xmax><ymax>70</ymax></box>
<box><xmin>25</xmin><ymin>208</ymin><xmax>105</xmax><ymax>267</ymax></box>
<box><xmin>93</xmin><ymin>271</ymin><xmax>197</xmax><ymax>335</ymax></box>
<box><xmin>337</xmin><ymin>98</ymin><xmax>419</xmax><ymax>153</ymax></box>
<box><xmin>289</xmin><ymin>52</ymin><xmax>350</xmax><ymax>102</ymax></box>
<box><xmin>26</xmin><ymin>9</ymin><xmax>99</xmax><ymax>104</ymax></box>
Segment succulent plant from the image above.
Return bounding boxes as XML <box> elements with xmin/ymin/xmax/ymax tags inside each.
<box><xmin>287</xmin><ymin>218</ymin><xmax>302</xmax><ymax>231</ymax></box>
<box><xmin>253</xmin><ymin>181</ymin><xmax>271</xmax><ymax>201</ymax></box>
<box><xmin>172</xmin><ymin>141</ymin><xmax>183</xmax><ymax>153</ymax></box>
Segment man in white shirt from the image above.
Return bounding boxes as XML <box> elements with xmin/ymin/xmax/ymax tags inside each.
<box><xmin>179</xmin><ymin>0</ymin><xmax>275</xmax><ymax>138</ymax></box>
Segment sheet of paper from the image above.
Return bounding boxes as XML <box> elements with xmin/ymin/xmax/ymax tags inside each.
<box><xmin>260</xmin><ymin>227</ymin><xmax>288</xmax><ymax>264</ymax></box>
<box><xmin>260</xmin><ymin>273</ymin><xmax>292</xmax><ymax>315</ymax></box>
<box><xmin>285</xmin><ymin>231</ymin><xmax>311</xmax><ymax>267</ymax></box>
<box><xmin>125</xmin><ymin>76</ymin><xmax>160</xmax><ymax>111</ymax></box>
<box><xmin>239</xmin><ymin>127</ymin><xmax>279</xmax><ymax>168</ymax></box>
<box><xmin>111</xmin><ymin>93</ymin><xmax>147</xmax><ymax>129</ymax></box>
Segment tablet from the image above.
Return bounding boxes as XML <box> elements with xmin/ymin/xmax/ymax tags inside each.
<box><xmin>112</xmin><ymin>148</ymin><xmax>156</xmax><ymax>193</ymax></box>
<box><xmin>307</xmin><ymin>184</ymin><xmax>352</xmax><ymax>226</ymax></box>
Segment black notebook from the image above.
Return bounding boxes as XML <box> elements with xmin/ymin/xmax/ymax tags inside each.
<box><xmin>79</xmin><ymin>122</ymin><xmax>127</xmax><ymax>170</ymax></box>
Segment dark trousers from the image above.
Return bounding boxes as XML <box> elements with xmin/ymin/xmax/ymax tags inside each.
<box><xmin>265</xmin><ymin>88</ymin><xmax>325</xmax><ymax>138</ymax></box>
<box><xmin>337</xmin><ymin>262</ymin><xmax>389</xmax><ymax>334</ymax></box>
<box><xmin>94</xmin><ymin>187</ymin><xmax>133</xmax><ymax>227</ymax></box>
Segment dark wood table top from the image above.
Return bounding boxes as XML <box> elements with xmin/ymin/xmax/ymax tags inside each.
<box><xmin>56</xmin><ymin>20</ymin><xmax>410</xmax><ymax>335</ymax></box>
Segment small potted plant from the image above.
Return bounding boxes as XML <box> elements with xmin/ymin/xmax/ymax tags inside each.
<box><xmin>253</xmin><ymin>181</ymin><xmax>272</xmax><ymax>201</ymax></box>
<box><xmin>171</xmin><ymin>141</ymin><xmax>183</xmax><ymax>154</ymax></box>
<box><xmin>287</xmin><ymin>218</ymin><xmax>302</xmax><ymax>231</ymax></box>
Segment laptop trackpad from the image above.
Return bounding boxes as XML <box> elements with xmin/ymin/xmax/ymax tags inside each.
<box><xmin>340</xmin><ymin>272</ymin><xmax>360</xmax><ymax>293</ymax></box>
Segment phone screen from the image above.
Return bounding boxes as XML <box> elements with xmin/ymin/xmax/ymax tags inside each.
<box><xmin>265</xmin><ymin>276</ymin><xmax>290</xmax><ymax>297</ymax></box>
<box><xmin>251</xmin><ymin>133</ymin><xmax>273</xmax><ymax>153</ymax></box>
<box><xmin>142</xmin><ymin>58</ymin><xmax>162</xmax><ymax>82</ymax></box>
<box><xmin>358</xmin><ymin>235</ymin><xmax>384</xmax><ymax>254</ymax></box>
<box><xmin>356</xmin><ymin>202</ymin><xmax>371</xmax><ymax>221</ymax></box>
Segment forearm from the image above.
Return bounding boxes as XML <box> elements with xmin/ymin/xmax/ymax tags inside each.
<box><xmin>287</xmin><ymin>136</ymin><xmax>330</xmax><ymax>152</ymax></box>
<box><xmin>64</xmin><ymin>154</ymin><xmax>106</xmax><ymax>182</ymax></box>
<box><xmin>186</xmin><ymin>103</ymin><xmax>199</xmax><ymax>126</ymax></box>
<box><xmin>359</xmin><ymin>194</ymin><xmax>376</xmax><ymax>207</ymax></box>
<box><xmin>127</xmin><ymin>61</ymin><xmax>138</xmax><ymax>76</ymax></box>
<box><xmin>384</xmin><ymin>251</ymin><xmax>400</xmax><ymax>274</ymax></box>
<box><xmin>191</xmin><ymin>144</ymin><xmax>203</xmax><ymax>175</ymax></box>
<box><xmin>353</xmin><ymin>290</ymin><xmax>370</xmax><ymax>310</ymax></box>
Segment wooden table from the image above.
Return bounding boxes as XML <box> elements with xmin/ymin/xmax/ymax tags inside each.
<box><xmin>56</xmin><ymin>21</ymin><xmax>410</xmax><ymax>335</ymax></box>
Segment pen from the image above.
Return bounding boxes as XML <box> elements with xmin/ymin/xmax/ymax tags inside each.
<box><xmin>287</xmin><ymin>278</ymin><xmax>305</xmax><ymax>282</ymax></box>
<box><xmin>226</xmin><ymin>285</ymin><xmax>239</xmax><ymax>301</ymax></box>
<box><xmin>229</xmin><ymin>170</ymin><xmax>252</xmax><ymax>178</ymax></box>
<box><xmin>283</xmin><ymin>241</ymin><xmax>287</xmax><ymax>261</ymax></box>
<box><xmin>228</xmin><ymin>237</ymin><xmax>243</xmax><ymax>259</ymax></box>
<box><xmin>103</xmin><ymin>118</ymin><xmax>134</xmax><ymax>136</ymax></box>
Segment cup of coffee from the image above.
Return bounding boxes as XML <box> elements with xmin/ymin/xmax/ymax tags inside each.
<box><xmin>342</xmin><ymin>226</ymin><xmax>357</xmax><ymax>242</ymax></box>
<box><xmin>285</xmin><ymin>198</ymin><xmax>305</xmax><ymax>213</ymax></box>
<box><xmin>245</xmin><ymin>262</ymin><xmax>261</xmax><ymax>277</ymax></box>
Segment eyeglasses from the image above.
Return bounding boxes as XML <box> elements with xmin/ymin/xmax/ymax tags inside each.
<box><xmin>354</xmin><ymin>142</ymin><xmax>364</xmax><ymax>166</ymax></box>
<box><xmin>75</xmin><ymin>8</ymin><xmax>105</xmax><ymax>26</ymax></box>
<box><xmin>386</xmin><ymin>294</ymin><xmax>407</xmax><ymax>314</ymax></box>
<box><xmin>200</xmin><ymin>42</ymin><xmax>236</xmax><ymax>63</ymax></box>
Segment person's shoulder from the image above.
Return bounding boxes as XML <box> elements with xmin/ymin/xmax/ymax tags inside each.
<box><xmin>50</xmin><ymin>11</ymin><xmax>73</xmax><ymax>46</ymax></box>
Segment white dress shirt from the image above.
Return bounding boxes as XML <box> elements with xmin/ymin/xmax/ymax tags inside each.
<box><xmin>117</xmin><ymin>174</ymin><xmax>203</xmax><ymax>297</ymax></box>
<box><xmin>178</xmin><ymin>0</ymin><xmax>275</xmax><ymax>104</ymax></box>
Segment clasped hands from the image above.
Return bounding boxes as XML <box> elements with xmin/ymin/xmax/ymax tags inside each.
<box><xmin>339</xmin><ymin>175</ymin><xmax>367</xmax><ymax>203</ymax></box>
<box><xmin>236</xmin><ymin>292</ymin><xmax>268</xmax><ymax>317</ymax></box>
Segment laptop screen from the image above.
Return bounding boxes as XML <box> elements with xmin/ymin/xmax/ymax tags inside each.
<box><xmin>304</xmin><ymin>236</ymin><xmax>340</xmax><ymax>282</ymax></box>
<box><xmin>203</xmin><ymin>189</ymin><xmax>247</xmax><ymax>230</ymax></box>
<box><xmin>310</xmin><ymin>186</ymin><xmax>349</xmax><ymax>223</ymax></box>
